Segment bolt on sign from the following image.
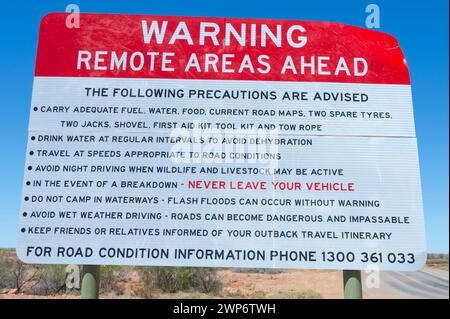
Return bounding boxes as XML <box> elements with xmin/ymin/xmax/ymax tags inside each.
<box><xmin>18</xmin><ymin>13</ymin><xmax>426</xmax><ymax>270</ymax></box>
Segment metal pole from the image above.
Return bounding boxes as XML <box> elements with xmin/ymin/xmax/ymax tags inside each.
<box><xmin>343</xmin><ymin>270</ymin><xmax>363</xmax><ymax>299</ymax></box>
<box><xmin>81</xmin><ymin>265</ymin><xmax>100</xmax><ymax>299</ymax></box>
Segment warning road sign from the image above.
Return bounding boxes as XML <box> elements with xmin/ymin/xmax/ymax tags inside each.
<box><xmin>18</xmin><ymin>13</ymin><xmax>426</xmax><ymax>270</ymax></box>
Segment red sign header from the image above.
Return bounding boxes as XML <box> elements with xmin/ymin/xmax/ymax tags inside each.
<box><xmin>35</xmin><ymin>13</ymin><xmax>410</xmax><ymax>84</ymax></box>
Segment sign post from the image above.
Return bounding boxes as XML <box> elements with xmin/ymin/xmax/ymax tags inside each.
<box><xmin>18</xmin><ymin>13</ymin><xmax>426</xmax><ymax>299</ymax></box>
<box><xmin>343</xmin><ymin>270</ymin><xmax>363</xmax><ymax>299</ymax></box>
<box><xmin>80</xmin><ymin>265</ymin><xmax>100</xmax><ymax>299</ymax></box>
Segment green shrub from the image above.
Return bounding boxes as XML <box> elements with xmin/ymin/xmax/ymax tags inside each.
<box><xmin>3</xmin><ymin>259</ymin><xmax>40</xmax><ymax>293</ymax></box>
<box><xmin>0</xmin><ymin>256</ymin><xmax>16</xmax><ymax>289</ymax></box>
<box><xmin>154</xmin><ymin>267</ymin><xmax>195</xmax><ymax>293</ymax></box>
<box><xmin>32</xmin><ymin>265</ymin><xmax>67</xmax><ymax>295</ymax></box>
<box><xmin>99</xmin><ymin>265</ymin><xmax>125</xmax><ymax>295</ymax></box>
<box><xmin>192</xmin><ymin>268</ymin><xmax>222</xmax><ymax>294</ymax></box>
<box><xmin>140</xmin><ymin>267</ymin><xmax>223</xmax><ymax>294</ymax></box>
<box><xmin>134</xmin><ymin>267</ymin><xmax>156</xmax><ymax>298</ymax></box>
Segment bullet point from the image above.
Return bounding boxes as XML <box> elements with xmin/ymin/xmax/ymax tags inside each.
<box><xmin>21</xmin><ymin>228</ymin><xmax>26</xmax><ymax>233</ymax></box>
<box><xmin>27</xmin><ymin>166</ymin><xmax>32</xmax><ymax>171</ymax></box>
<box><xmin>24</xmin><ymin>196</ymin><xmax>29</xmax><ymax>201</ymax></box>
<box><xmin>26</xmin><ymin>181</ymin><xmax>31</xmax><ymax>186</ymax></box>
<box><xmin>29</xmin><ymin>151</ymin><xmax>34</xmax><ymax>156</ymax></box>
<box><xmin>33</xmin><ymin>107</ymin><xmax>38</xmax><ymax>111</ymax></box>
<box><xmin>31</xmin><ymin>136</ymin><xmax>35</xmax><ymax>141</ymax></box>
<box><xmin>23</xmin><ymin>212</ymin><xmax>27</xmax><ymax>217</ymax></box>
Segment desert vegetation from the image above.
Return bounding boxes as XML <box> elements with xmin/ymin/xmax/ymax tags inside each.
<box><xmin>0</xmin><ymin>249</ymin><xmax>323</xmax><ymax>299</ymax></box>
<box><xmin>426</xmin><ymin>253</ymin><xmax>449</xmax><ymax>271</ymax></box>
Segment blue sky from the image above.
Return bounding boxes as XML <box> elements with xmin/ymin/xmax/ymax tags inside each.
<box><xmin>0</xmin><ymin>0</ymin><xmax>448</xmax><ymax>252</ymax></box>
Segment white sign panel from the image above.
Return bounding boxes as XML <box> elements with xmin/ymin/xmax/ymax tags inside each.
<box><xmin>17</xmin><ymin>13</ymin><xmax>426</xmax><ymax>270</ymax></box>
